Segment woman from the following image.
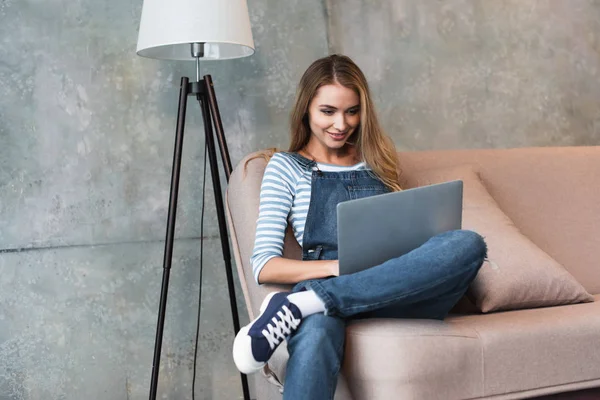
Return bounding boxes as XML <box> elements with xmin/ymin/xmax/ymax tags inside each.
<box><xmin>232</xmin><ymin>54</ymin><xmax>487</xmax><ymax>399</ymax></box>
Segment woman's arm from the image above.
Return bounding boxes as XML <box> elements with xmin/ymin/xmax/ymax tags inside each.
<box><xmin>257</xmin><ymin>257</ymin><xmax>339</xmax><ymax>284</ymax></box>
<box><xmin>251</xmin><ymin>153</ymin><xmax>339</xmax><ymax>285</ymax></box>
<box><xmin>250</xmin><ymin>153</ymin><xmax>305</xmax><ymax>283</ymax></box>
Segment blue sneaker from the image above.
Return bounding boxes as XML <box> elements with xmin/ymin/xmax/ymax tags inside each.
<box><xmin>233</xmin><ymin>292</ymin><xmax>303</xmax><ymax>374</ymax></box>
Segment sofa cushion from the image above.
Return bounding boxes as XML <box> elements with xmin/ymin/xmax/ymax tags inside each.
<box><xmin>342</xmin><ymin>295</ymin><xmax>600</xmax><ymax>399</ymax></box>
<box><xmin>343</xmin><ymin>319</ymin><xmax>484</xmax><ymax>399</ymax></box>
<box><xmin>403</xmin><ymin>165</ymin><xmax>594</xmax><ymax>312</ymax></box>
<box><xmin>397</xmin><ymin>146</ymin><xmax>600</xmax><ymax>295</ymax></box>
<box><xmin>448</xmin><ymin>295</ymin><xmax>600</xmax><ymax>398</ymax></box>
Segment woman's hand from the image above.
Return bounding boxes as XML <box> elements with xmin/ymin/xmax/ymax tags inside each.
<box><xmin>258</xmin><ymin>258</ymin><xmax>340</xmax><ymax>284</ymax></box>
<box><xmin>327</xmin><ymin>260</ymin><xmax>340</xmax><ymax>277</ymax></box>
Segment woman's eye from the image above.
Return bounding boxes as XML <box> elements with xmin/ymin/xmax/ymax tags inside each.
<box><xmin>321</xmin><ymin>110</ymin><xmax>335</xmax><ymax>115</ymax></box>
<box><xmin>347</xmin><ymin>109</ymin><xmax>359</xmax><ymax>115</ymax></box>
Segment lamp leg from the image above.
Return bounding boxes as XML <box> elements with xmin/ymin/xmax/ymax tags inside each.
<box><xmin>198</xmin><ymin>84</ymin><xmax>252</xmax><ymax>400</ymax></box>
<box><xmin>149</xmin><ymin>77</ymin><xmax>190</xmax><ymax>400</ymax></box>
<box><xmin>203</xmin><ymin>75</ymin><xmax>233</xmax><ymax>179</ymax></box>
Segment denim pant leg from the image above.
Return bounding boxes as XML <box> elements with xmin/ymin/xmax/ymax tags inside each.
<box><xmin>283</xmin><ymin>313</ymin><xmax>346</xmax><ymax>400</ymax></box>
<box><xmin>357</xmin><ymin>262</ymin><xmax>480</xmax><ymax>320</ymax></box>
<box><xmin>308</xmin><ymin>229</ymin><xmax>487</xmax><ymax>319</ymax></box>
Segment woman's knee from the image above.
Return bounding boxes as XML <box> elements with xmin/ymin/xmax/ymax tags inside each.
<box><xmin>297</xmin><ymin>313</ymin><xmax>345</xmax><ymax>339</ymax></box>
<box><xmin>431</xmin><ymin>230</ymin><xmax>487</xmax><ymax>277</ymax></box>
<box><xmin>287</xmin><ymin>314</ymin><xmax>345</xmax><ymax>355</ymax></box>
<box><xmin>440</xmin><ymin>229</ymin><xmax>487</xmax><ymax>259</ymax></box>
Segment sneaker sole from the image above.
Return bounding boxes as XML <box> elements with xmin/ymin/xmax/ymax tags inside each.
<box><xmin>232</xmin><ymin>291</ymin><xmax>279</xmax><ymax>374</ymax></box>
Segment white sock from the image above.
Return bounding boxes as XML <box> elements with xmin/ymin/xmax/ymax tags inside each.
<box><xmin>287</xmin><ymin>290</ymin><xmax>326</xmax><ymax>317</ymax></box>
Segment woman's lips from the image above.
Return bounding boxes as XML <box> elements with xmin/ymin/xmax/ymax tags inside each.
<box><xmin>327</xmin><ymin>131</ymin><xmax>347</xmax><ymax>141</ymax></box>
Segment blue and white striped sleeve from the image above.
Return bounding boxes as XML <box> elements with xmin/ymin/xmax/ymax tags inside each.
<box><xmin>250</xmin><ymin>153</ymin><xmax>296</xmax><ymax>283</ymax></box>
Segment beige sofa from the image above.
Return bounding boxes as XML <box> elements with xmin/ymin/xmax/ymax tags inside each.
<box><xmin>226</xmin><ymin>146</ymin><xmax>600</xmax><ymax>400</ymax></box>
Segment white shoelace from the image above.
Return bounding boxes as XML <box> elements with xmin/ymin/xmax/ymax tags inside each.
<box><xmin>261</xmin><ymin>306</ymin><xmax>301</xmax><ymax>349</ymax></box>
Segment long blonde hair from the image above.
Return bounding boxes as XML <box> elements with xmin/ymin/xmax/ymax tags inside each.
<box><xmin>249</xmin><ymin>54</ymin><xmax>401</xmax><ymax>191</ymax></box>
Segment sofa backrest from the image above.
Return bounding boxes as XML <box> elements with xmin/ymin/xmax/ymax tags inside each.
<box><xmin>226</xmin><ymin>146</ymin><xmax>600</xmax><ymax>318</ymax></box>
<box><xmin>397</xmin><ymin>146</ymin><xmax>600</xmax><ymax>295</ymax></box>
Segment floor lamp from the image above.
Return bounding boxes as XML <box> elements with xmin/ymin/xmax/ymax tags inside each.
<box><xmin>136</xmin><ymin>1</ymin><xmax>254</xmax><ymax>399</ymax></box>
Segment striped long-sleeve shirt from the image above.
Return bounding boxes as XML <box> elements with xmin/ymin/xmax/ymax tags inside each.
<box><xmin>250</xmin><ymin>152</ymin><xmax>368</xmax><ymax>283</ymax></box>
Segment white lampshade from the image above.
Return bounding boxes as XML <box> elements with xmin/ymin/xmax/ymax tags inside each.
<box><xmin>136</xmin><ymin>0</ymin><xmax>255</xmax><ymax>61</ymax></box>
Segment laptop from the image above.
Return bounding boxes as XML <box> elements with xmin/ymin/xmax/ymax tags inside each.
<box><xmin>337</xmin><ymin>180</ymin><xmax>463</xmax><ymax>275</ymax></box>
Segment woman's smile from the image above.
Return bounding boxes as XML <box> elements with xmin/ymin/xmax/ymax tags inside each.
<box><xmin>327</xmin><ymin>131</ymin><xmax>348</xmax><ymax>141</ymax></box>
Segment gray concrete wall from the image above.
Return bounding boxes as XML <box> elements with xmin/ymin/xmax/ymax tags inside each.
<box><xmin>326</xmin><ymin>0</ymin><xmax>600</xmax><ymax>150</ymax></box>
<box><xmin>0</xmin><ymin>0</ymin><xmax>598</xmax><ymax>399</ymax></box>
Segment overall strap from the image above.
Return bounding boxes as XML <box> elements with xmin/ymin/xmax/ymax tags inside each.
<box><xmin>281</xmin><ymin>151</ymin><xmax>317</xmax><ymax>171</ymax></box>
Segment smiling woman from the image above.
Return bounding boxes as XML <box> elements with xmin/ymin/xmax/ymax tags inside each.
<box><xmin>288</xmin><ymin>54</ymin><xmax>401</xmax><ymax>190</ymax></box>
<box><xmin>247</xmin><ymin>54</ymin><xmax>401</xmax><ymax>191</ymax></box>
<box><xmin>234</xmin><ymin>54</ymin><xmax>488</xmax><ymax>400</ymax></box>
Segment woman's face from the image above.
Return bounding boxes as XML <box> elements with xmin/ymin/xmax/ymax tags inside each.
<box><xmin>307</xmin><ymin>82</ymin><xmax>360</xmax><ymax>153</ymax></box>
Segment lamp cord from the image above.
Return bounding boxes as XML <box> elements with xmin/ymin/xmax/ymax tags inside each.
<box><xmin>192</xmin><ymin>141</ymin><xmax>208</xmax><ymax>399</ymax></box>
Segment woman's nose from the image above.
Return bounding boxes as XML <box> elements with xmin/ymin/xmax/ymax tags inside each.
<box><xmin>333</xmin><ymin>114</ymin><xmax>348</xmax><ymax>131</ymax></box>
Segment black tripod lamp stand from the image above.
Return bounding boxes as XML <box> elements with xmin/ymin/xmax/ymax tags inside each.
<box><xmin>137</xmin><ymin>1</ymin><xmax>255</xmax><ymax>399</ymax></box>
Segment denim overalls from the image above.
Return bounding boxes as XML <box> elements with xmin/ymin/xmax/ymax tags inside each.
<box><xmin>280</xmin><ymin>152</ymin><xmax>487</xmax><ymax>400</ymax></box>
<box><xmin>285</xmin><ymin>152</ymin><xmax>391</xmax><ymax>263</ymax></box>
